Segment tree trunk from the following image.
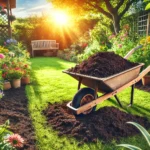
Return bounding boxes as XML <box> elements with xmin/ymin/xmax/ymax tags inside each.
<box><xmin>112</xmin><ymin>15</ymin><xmax>120</xmax><ymax>35</ymax></box>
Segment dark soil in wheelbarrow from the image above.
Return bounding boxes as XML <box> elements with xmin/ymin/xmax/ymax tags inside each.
<box><xmin>0</xmin><ymin>87</ymin><xmax>37</xmax><ymax>150</ymax></box>
<box><xmin>68</xmin><ymin>52</ymin><xmax>138</xmax><ymax>78</ymax></box>
<box><xmin>44</xmin><ymin>102</ymin><xmax>150</xmax><ymax>145</ymax></box>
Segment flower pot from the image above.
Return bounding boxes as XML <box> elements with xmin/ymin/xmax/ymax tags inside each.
<box><xmin>21</xmin><ymin>76</ymin><xmax>30</xmax><ymax>85</ymax></box>
<box><xmin>142</xmin><ymin>75</ymin><xmax>150</xmax><ymax>86</ymax></box>
<box><xmin>3</xmin><ymin>81</ymin><xmax>11</xmax><ymax>90</ymax></box>
<box><xmin>12</xmin><ymin>79</ymin><xmax>21</xmax><ymax>88</ymax></box>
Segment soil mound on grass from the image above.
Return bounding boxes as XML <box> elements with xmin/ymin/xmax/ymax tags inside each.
<box><xmin>68</xmin><ymin>52</ymin><xmax>138</xmax><ymax>78</ymax></box>
<box><xmin>0</xmin><ymin>87</ymin><xmax>37</xmax><ymax>150</ymax></box>
<box><xmin>44</xmin><ymin>102</ymin><xmax>150</xmax><ymax>145</ymax></box>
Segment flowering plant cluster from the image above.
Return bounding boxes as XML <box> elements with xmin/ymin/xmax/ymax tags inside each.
<box><xmin>108</xmin><ymin>24</ymin><xmax>136</xmax><ymax>57</ymax></box>
<box><xmin>0</xmin><ymin>39</ymin><xmax>31</xmax><ymax>84</ymax></box>
<box><xmin>0</xmin><ymin>120</ymin><xmax>24</xmax><ymax>150</ymax></box>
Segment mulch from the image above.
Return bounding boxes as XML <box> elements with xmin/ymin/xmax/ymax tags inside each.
<box><xmin>68</xmin><ymin>52</ymin><xmax>138</xmax><ymax>78</ymax></box>
<box><xmin>0</xmin><ymin>86</ymin><xmax>37</xmax><ymax>150</ymax></box>
<box><xmin>43</xmin><ymin>101</ymin><xmax>150</xmax><ymax>146</ymax></box>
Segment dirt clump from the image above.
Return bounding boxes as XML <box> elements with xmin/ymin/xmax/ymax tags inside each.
<box><xmin>44</xmin><ymin>102</ymin><xmax>150</xmax><ymax>145</ymax></box>
<box><xmin>68</xmin><ymin>52</ymin><xmax>138</xmax><ymax>78</ymax></box>
<box><xmin>0</xmin><ymin>87</ymin><xmax>37</xmax><ymax>150</ymax></box>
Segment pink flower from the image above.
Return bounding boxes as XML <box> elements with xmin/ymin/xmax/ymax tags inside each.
<box><xmin>0</xmin><ymin>53</ymin><xmax>5</xmax><ymax>59</ymax></box>
<box><xmin>6</xmin><ymin>134</ymin><xmax>24</xmax><ymax>148</ymax></box>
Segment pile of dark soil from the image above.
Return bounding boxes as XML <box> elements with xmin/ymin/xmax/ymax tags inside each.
<box><xmin>68</xmin><ymin>52</ymin><xmax>138</xmax><ymax>78</ymax></box>
<box><xmin>0</xmin><ymin>87</ymin><xmax>37</xmax><ymax>150</ymax></box>
<box><xmin>44</xmin><ymin>102</ymin><xmax>150</xmax><ymax>145</ymax></box>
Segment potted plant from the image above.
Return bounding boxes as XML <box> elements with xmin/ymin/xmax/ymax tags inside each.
<box><xmin>21</xmin><ymin>63</ymin><xmax>31</xmax><ymax>85</ymax></box>
<box><xmin>7</xmin><ymin>68</ymin><xmax>23</xmax><ymax>88</ymax></box>
<box><xmin>3</xmin><ymin>80</ymin><xmax>11</xmax><ymax>90</ymax></box>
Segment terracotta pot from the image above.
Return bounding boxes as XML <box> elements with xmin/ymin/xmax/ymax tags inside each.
<box><xmin>3</xmin><ymin>81</ymin><xmax>11</xmax><ymax>90</ymax></box>
<box><xmin>21</xmin><ymin>76</ymin><xmax>30</xmax><ymax>85</ymax></box>
<box><xmin>142</xmin><ymin>75</ymin><xmax>150</xmax><ymax>86</ymax></box>
<box><xmin>12</xmin><ymin>79</ymin><xmax>21</xmax><ymax>88</ymax></box>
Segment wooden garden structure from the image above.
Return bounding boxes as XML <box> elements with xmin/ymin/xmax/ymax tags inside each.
<box><xmin>0</xmin><ymin>0</ymin><xmax>16</xmax><ymax>38</ymax></box>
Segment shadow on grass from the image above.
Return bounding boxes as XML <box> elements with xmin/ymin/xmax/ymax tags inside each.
<box><xmin>107</xmin><ymin>98</ymin><xmax>150</xmax><ymax>118</ymax></box>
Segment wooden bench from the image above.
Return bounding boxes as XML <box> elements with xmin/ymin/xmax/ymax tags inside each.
<box><xmin>31</xmin><ymin>40</ymin><xmax>59</xmax><ymax>57</ymax></box>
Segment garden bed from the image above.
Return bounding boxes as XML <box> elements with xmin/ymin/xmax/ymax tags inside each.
<box><xmin>0</xmin><ymin>87</ymin><xmax>37</xmax><ymax>150</ymax></box>
<box><xmin>44</xmin><ymin>101</ymin><xmax>150</xmax><ymax>146</ymax></box>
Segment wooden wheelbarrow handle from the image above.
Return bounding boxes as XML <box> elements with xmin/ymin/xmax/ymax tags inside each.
<box><xmin>124</xmin><ymin>45</ymin><xmax>143</xmax><ymax>59</ymax></box>
<box><xmin>139</xmin><ymin>66</ymin><xmax>150</xmax><ymax>79</ymax></box>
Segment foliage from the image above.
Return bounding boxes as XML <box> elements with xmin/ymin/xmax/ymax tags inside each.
<box><xmin>144</xmin><ymin>0</ymin><xmax>150</xmax><ymax>10</ymax></box>
<box><xmin>0</xmin><ymin>120</ymin><xmax>24</xmax><ymax>150</ymax></box>
<box><xmin>0</xmin><ymin>40</ymin><xmax>31</xmax><ymax>81</ymax></box>
<box><xmin>132</xmin><ymin>36</ymin><xmax>150</xmax><ymax>69</ymax></box>
<box><xmin>0</xmin><ymin>47</ymin><xmax>9</xmax><ymax>55</ymax></box>
<box><xmin>117</xmin><ymin>121</ymin><xmax>150</xmax><ymax>150</ymax></box>
<box><xmin>108</xmin><ymin>24</ymin><xmax>138</xmax><ymax>57</ymax></box>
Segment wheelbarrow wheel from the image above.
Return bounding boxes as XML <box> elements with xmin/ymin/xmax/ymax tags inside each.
<box><xmin>72</xmin><ymin>87</ymin><xmax>97</xmax><ymax>115</ymax></box>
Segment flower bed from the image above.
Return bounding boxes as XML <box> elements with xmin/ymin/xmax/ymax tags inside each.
<box><xmin>0</xmin><ymin>86</ymin><xmax>36</xmax><ymax>150</ymax></box>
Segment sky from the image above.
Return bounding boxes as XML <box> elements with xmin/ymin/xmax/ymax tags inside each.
<box><xmin>12</xmin><ymin>0</ymin><xmax>53</xmax><ymax>18</ymax></box>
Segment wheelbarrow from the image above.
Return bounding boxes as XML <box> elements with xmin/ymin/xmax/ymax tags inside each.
<box><xmin>63</xmin><ymin>45</ymin><xmax>150</xmax><ymax>115</ymax></box>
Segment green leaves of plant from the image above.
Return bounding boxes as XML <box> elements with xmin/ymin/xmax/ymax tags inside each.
<box><xmin>117</xmin><ymin>121</ymin><xmax>150</xmax><ymax>150</ymax></box>
<box><xmin>117</xmin><ymin>144</ymin><xmax>142</xmax><ymax>150</ymax></box>
<box><xmin>145</xmin><ymin>3</ymin><xmax>150</xmax><ymax>10</ymax></box>
<box><xmin>127</xmin><ymin>122</ymin><xmax>150</xmax><ymax>146</ymax></box>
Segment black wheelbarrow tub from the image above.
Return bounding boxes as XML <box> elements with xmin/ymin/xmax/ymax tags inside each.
<box><xmin>63</xmin><ymin>63</ymin><xmax>144</xmax><ymax>93</ymax></box>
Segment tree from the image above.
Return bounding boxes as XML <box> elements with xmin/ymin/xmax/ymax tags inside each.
<box><xmin>48</xmin><ymin>0</ymin><xmax>139</xmax><ymax>34</ymax></box>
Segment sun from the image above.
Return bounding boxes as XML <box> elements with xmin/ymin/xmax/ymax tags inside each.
<box><xmin>52</xmin><ymin>10</ymin><xmax>69</xmax><ymax>25</ymax></box>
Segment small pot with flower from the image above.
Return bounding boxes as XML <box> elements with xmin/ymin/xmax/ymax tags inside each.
<box><xmin>7</xmin><ymin>68</ymin><xmax>23</xmax><ymax>88</ymax></box>
<box><xmin>21</xmin><ymin>63</ymin><xmax>31</xmax><ymax>85</ymax></box>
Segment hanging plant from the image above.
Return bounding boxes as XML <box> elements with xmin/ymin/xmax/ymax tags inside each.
<box><xmin>9</xmin><ymin>15</ymin><xmax>16</xmax><ymax>22</ymax></box>
<box><xmin>0</xmin><ymin>9</ymin><xmax>7</xmax><ymax>15</ymax></box>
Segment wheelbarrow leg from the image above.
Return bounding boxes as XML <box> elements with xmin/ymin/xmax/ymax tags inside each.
<box><xmin>128</xmin><ymin>84</ymin><xmax>135</xmax><ymax>107</ymax></box>
<box><xmin>78</xmin><ymin>77</ymin><xmax>82</xmax><ymax>90</ymax></box>
<box><xmin>114</xmin><ymin>95</ymin><xmax>123</xmax><ymax>108</ymax></box>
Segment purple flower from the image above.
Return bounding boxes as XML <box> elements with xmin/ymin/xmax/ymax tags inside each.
<box><xmin>6</xmin><ymin>39</ymin><xmax>17</xmax><ymax>44</ymax></box>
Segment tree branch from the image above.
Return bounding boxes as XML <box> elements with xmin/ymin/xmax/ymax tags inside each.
<box><xmin>115</xmin><ymin>0</ymin><xmax>125</xmax><ymax>10</ymax></box>
<box><xmin>104</xmin><ymin>0</ymin><xmax>115</xmax><ymax>14</ymax></box>
<box><xmin>119</xmin><ymin>0</ymin><xmax>135</xmax><ymax>18</ymax></box>
<box><xmin>87</xmin><ymin>2</ymin><xmax>112</xmax><ymax>19</ymax></box>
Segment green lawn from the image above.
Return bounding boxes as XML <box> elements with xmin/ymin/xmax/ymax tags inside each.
<box><xmin>26</xmin><ymin>57</ymin><xmax>150</xmax><ymax>150</ymax></box>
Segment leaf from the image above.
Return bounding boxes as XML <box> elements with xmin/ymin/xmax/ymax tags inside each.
<box><xmin>144</xmin><ymin>0</ymin><xmax>150</xmax><ymax>2</ymax></box>
<box><xmin>145</xmin><ymin>3</ymin><xmax>150</xmax><ymax>10</ymax></box>
<box><xmin>127</xmin><ymin>122</ymin><xmax>150</xmax><ymax>146</ymax></box>
<box><xmin>117</xmin><ymin>144</ymin><xmax>142</xmax><ymax>150</ymax></box>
